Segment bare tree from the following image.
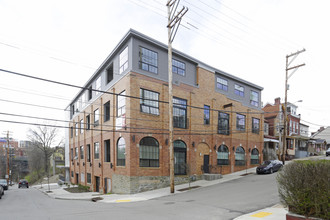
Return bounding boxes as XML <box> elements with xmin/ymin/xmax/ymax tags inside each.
<box><xmin>28</xmin><ymin>125</ymin><xmax>62</xmax><ymax>192</ymax></box>
<box><xmin>27</xmin><ymin>145</ymin><xmax>45</xmax><ymax>186</ymax></box>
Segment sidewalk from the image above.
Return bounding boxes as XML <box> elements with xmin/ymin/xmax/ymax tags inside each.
<box><xmin>32</xmin><ymin>166</ymin><xmax>288</xmax><ymax>219</ymax></box>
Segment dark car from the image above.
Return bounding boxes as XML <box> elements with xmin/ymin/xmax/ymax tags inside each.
<box><xmin>18</xmin><ymin>179</ymin><xmax>29</xmax><ymax>188</ymax></box>
<box><xmin>256</xmin><ymin>160</ymin><xmax>283</xmax><ymax>174</ymax></box>
<box><xmin>326</xmin><ymin>148</ymin><xmax>330</xmax><ymax>156</ymax></box>
<box><xmin>0</xmin><ymin>179</ymin><xmax>8</xmax><ymax>190</ymax></box>
<box><xmin>0</xmin><ymin>185</ymin><xmax>3</xmax><ymax>199</ymax></box>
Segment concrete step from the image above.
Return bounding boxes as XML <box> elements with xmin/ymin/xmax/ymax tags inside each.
<box><xmin>201</xmin><ymin>173</ymin><xmax>222</xmax><ymax>181</ymax></box>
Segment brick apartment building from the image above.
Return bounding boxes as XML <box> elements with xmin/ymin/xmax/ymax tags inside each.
<box><xmin>67</xmin><ymin>29</ymin><xmax>264</xmax><ymax>194</ymax></box>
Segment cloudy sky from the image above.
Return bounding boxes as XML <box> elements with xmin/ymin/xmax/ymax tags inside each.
<box><xmin>0</xmin><ymin>0</ymin><xmax>329</xmax><ymax>141</ymax></box>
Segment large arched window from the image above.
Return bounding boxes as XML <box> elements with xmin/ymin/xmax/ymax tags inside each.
<box><xmin>139</xmin><ymin>137</ymin><xmax>159</xmax><ymax>167</ymax></box>
<box><xmin>174</xmin><ymin>140</ymin><xmax>186</xmax><ymax>175</ymax></box>
<box><xmin>251</xmin><ymin>148</ymin><xmax>259</xmax><ymax>164</ymax></box>
<box><xmin>117</xmin><ymin>137</ymin><xmax>126</xmax><ymax>166</ymax></box>
<box><xmin>235</xmin><ymin>146</ymin><xmax>245</xmax><ymax>166</ymax></box>
<box><xmin>217</xmin><ymin>144</ymin><xmax>229</xmax><ymax>165</ymax></box>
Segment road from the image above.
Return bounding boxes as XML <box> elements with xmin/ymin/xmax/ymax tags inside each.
<box><xmin>1</xmin><ymin>172</ymin><xmax>280</xmax><ymax>220</ymax></box>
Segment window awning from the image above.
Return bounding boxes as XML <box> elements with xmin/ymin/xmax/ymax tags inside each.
<box><xmin>264</xmin><ymin>138</ymin><xmax>279</xmax><ymax>143</ymax></box>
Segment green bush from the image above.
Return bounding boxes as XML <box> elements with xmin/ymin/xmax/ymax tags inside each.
<box><xmin>277</xmin><ymin>160</ymin><xmax>330</xmax><ymax>219</ymax></box>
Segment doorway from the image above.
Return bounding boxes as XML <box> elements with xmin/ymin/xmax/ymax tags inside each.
<box><xmin>203</xmin><ymin>155</ymin><xmax>210</xmax><ymax>173</ymax></box>
<box><xmin>95</xmin><ymin>176</ymin><xmax>100</xmax><ymax>192</ymax></box>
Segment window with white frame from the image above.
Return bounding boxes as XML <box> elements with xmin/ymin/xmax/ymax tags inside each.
<box><xmin>119</xmin><ymin>46</ymin><xmax>128</xmax><ymax>74</ymax></box>
<box><xmin>80</xmin><ymin>146</ymin><xmax>84</xmax><ymax>159</ymax></box>
<box><xmin>94</xmin><ymin>109</ymin><xmax>99</xmax><ymax>126</ymax></box>
<box><xmin>250</xmin><ymin>91</ymin><xmax>259</xmax><ymax>107</ymax></box>
<box><xmin>80</xmin><ymin>119</ymin><xmax>84</xmax><ymax>134</ymax></box>
<box><xmin>117</xmin><ymin>137</ymin><xmax>126</xmax><ymax>166</ymax></box>
<box><xmin>94</xmin><ymin>142</ymin><xmax>100</xmax><ymax>159</ymax></box>
<box><xmin>95</xmin><ymin>76</ymin><xmax>101</xmax><ymax>96</ymax></box>
<box><xmin>75</xmin><ymin>123</ymin><xmax>78</xmax><ymax>136</ymax></box>
<box><xmin>140</xmin><ymin>88</ymin><xmax>159</xmax><ymax>115</ymax></box>
<box><xmin>234</xmin><ymin>84</ymin><xmax>244</xmax><ymax>97</ymax></box>
<box><xmin>117</xmin><ymin>91</ymin><xmax>126</xmax><ymax>117</ymax></box>
<box><xmin>216</xmin><ymin>77</ymin><xmax>228</xmax><ymax>91</ymax></box>
<box><xmin>139</xmin><ymin>47</ymin><xmax>158</xmax><ymax>74</ymax></box>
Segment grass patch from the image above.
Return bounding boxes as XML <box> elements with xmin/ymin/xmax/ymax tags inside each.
<box><xmin>64</xmin><ymin>184</ymin><xmax>90</xmax><ymax>193</ymax></box>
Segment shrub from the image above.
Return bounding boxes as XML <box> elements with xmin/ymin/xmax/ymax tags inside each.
<box><xmin>277</xmin><ymin>160</ymin><xmax>330</xmax><ymax>219</ymax></box>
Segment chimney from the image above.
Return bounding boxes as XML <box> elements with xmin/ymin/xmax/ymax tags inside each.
<box><xmin>274</xmin><ymin>97</ymin><xmax>281</xmax><ymax>105</ymax></box>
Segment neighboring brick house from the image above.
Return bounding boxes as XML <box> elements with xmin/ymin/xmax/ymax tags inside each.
<box><xmin>263</xmin><ymin>97</ymin><xmax>305</xmax><ymax>160</ymax></box>
<box><xmin>67</xmin><ymin>29</ymin><xmax>264</xmax><ymax>194</ymax></box>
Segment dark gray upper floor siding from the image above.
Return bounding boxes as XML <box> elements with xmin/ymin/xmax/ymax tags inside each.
<box><xmin>68</xmin><ymin>29</ymin><xmax>263</xmax><ymax>119</ymax></box>
<box><xmin>131</xmin><ymin>37</ymin><xmax>197</xmax><ymax>86</ymax></box>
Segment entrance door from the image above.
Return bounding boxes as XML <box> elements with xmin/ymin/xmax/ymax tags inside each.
<box><xmin>76</xmin><ymin>173</ymin><xmax>79</xmax><ymax>184</ymax></box>
<box><xmin>203</xmin><ymin>155</ymin><xmax>209</xmax><ymax>173</ymax></box>
<box><xmin>95</xmin><ymin>176</ymin><xmax>100</xmax><ymax>192</ymax></box>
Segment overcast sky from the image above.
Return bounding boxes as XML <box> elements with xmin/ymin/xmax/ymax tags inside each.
<box><xmin>0</xmin><ymin>0</ymin><xmax>329</xmax><ymax>141</ymax></box>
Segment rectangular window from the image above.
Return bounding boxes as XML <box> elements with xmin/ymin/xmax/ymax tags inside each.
<box><xmin>86</xmin><ymin>115</ymin><xmax>90</xmax><ymax>130</ymax></box>
<box><xmin>88</xmin><ymin>85</ymin><xmax>93</xmax><ymax>101</ymax></box>
<box><xmin>119</xmin><ymin>46</ymin><xmax>128</xmax><ymax>74</ymax></box>
<box><xmin>216</xmin><ymin>77</ymin><xmax>228</xmax><ymax>91</ymax></box>
<box><xmin>173</xmin><ymin>97</ymin><xmax>187</xmax><ymax>129</ymax></box>
<box><xmin>75</xmin><ymin>123</ymin><xmax>78</xmax><ymax>136</ymax></box>
<box><xmin>70</xmin><ymin>126</ymin><xmax>73</xmax><ymax>138</ymax></box>
<box><xmin>139</xmin><ymin>47</ymin><xmax>158</xmax><ymax>74</ymax></box>
<box><xmin>117</xmin><ymin>91</ymin><xmax>126</xmax><ymax>117</ymax></box>
<box><xmin>87</xmin><ymin>144</ymin><xmax>91</xmax><ymax>162</ymax></box>
<box><xmin>81</xmin><ymin>173</ymin><xmax>85</xmax><ymax>183</ymax></box>
<box><xmin>172</xmin><ymin>59</ymin><xmax>185</xmax><ymax>76</ymax></box>
<box><xmin>218</xmin><ymin>112</ymin><xmax>230</xmax><ymax>135</ymax></box>
<box><xmin>80</xmin><ymin>119</ymin><xmax>84</xmax><ymax>134</ymax></box>
<box><xmin>104</xmin><ymin>139</ymin><xmax>110</xmax><ymax>162</ymax></box>
<box><xmin>234</xmin><ymin>84</ymin><xmax>244</xmax><ymax>97</ymax></box>
<box><xmin>87</xmin><ymin>173</ymin><xmax>91</xmax><ymax>184</ymax></box>
<box><xmin>80</xmin><ymin>146</ymin><xmax>84</xmax><ymax>159</ymax></box>
<box><xmin>94</xmin><ymin>109</ymin><xmax>99</xmax><ymax>126</ymax></box>
<box><xmin>236</xmin><ymin>114</ymin><xmax>246</xmax><ymax>131</ymax></box>
<box><xmin>70</xmin><ymin>148</ymin><xmax>73</xmax><ymax>161</ymax></box>
<box><xmin>94</xmin><ymin>142</ymin><xmax>100</xmax><ymax>159</ymax></box>
<box><xmin>250</xmin><ymin>91</ymin><xmax>259</xmax><ymax>107</ymax></box>
<box><xmin>140</xmin><ymin>89</ymin><xmax>159</xmax><ymax>115</ymax></box>
<box><xmin>95</xmin><ymin>76</ymin><xmax>101</xmax><ymax>96</ymax></box>
<box><xmin>204</xmin><ymin>105</ymin><xmax>210</xmax><ymax>125</ymax></box>
<box><xmin>252</xmin><ymin>118</ymin><xmax>260</xmax><ymax>134</ymax></box>
<box><xmin>75</xmin><ymin>147</ymin><xmax>78</xmax><ymax>159</ymax></box>
<box><xmin>106</xmin><ymin>63</ymin><xmax>113</xmax><ymax>84</ymax></box>
<box><xmin>104</xmin><ymin>101</ymin><xmax>110</xmax><ymax>122</ymax></box>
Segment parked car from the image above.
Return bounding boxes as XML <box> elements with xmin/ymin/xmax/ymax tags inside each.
<box><xmin>0</xmin><ymin>185</ymin><xmax>3</xmax><ymax>199</ymax></box>
<box><xmin>0</xmin><ymin>179</ymin><xmax>8</xmax><ymax>190</ymax></box>
<box><xmin>256</xmin><ymin>160</ymin><xmax>283</xmax><ymax>174</ymax></box>
<box><xmin>326</xmin><ymin>148</ymin><xmax>330</xmax><ymax>156</ymax></box>
<box><xmin>18</xmin><ymin>179</ymin><xmax>29</xmax><ymax>188</ymax></box>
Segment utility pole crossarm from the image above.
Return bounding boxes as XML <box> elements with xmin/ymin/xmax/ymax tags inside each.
<box><xmin>286</xmin><ymin>63</ymin><xmax>306</xmax><ymax>71</ymax></box>
<box><xmin>286</xmin><ymin>48</ymin><xmax>306</xmax><ymax>58</ymax></box>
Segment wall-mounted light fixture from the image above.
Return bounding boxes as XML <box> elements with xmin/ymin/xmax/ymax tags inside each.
<box><xmin>83</xmin><ymin>162</ymin><xmax>85</xmax><ymax>166</ymax></box>
<box><xmin>165</xmin><ymin>139</ymin><xmax>168</xmax><ymax>145</ymax></box>
<box><xmin>99</xmin><ymin>162</ymin><xmax>101</xmax><ymax>168</ymax></box>
<box><xmin>192</xmin><ymin>142</ymin><xmax>195</xmax><ymax>148</ymax></box>
<box><xmin>90</xmin><ymin>162</ymin><xmax>92</xmax><ymax>167</ymax></box>
<box><xmin>232</xmin><ymin>146</ymin><xmax>235</xmax><ymax>151</ymax></box>
<box><xmin>110</xmin><ymin>163</ymin><xmax>113</xmax><ymax>169</ymax></box>
<box><xmin>214</xmin><ymin>145</ymin><xmax>217</xmax><ymax>150</ymax></box>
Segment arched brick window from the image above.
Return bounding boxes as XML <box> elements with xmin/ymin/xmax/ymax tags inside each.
<box><xmin>139</xmin><ymin>137</ymin><xmax>159</xmax><ymax>167</ymax></box>
<box><xmin>217</xmin><ymin>145</ymin><xmax>229</xmax><ymax>165</ymax></box>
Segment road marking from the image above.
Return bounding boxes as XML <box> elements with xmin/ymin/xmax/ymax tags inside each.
<box><xmin>116</xmin><ymin>199</ymin><xmax>132</xmax><ymax>203</ymax></box>
<box><xmin>250</xmin><ymin>212</ymin><xmax>273</xmax><ymax>218</ymax></box>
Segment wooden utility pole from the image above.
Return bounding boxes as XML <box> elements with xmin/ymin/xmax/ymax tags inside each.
<box><xmin>6</xmin><ymin>131</ymin><xmax>10</xmax><ymax>185</ymax></box>
<box><xmin>282</xmin><ymin>49</ymin><xmax>305</xmax><ymax>164</ymax></box>
<box><xmin>166</xmin><ymin>0</ymin><xmax>187</xmax><ymax>193</ymax></box>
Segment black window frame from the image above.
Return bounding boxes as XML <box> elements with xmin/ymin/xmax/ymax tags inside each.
<box><xmin>204</xmin><ymin>105</ymin><xmax>210</xmax><ymax>125</ymax></box>
<box><xmin>235</xmin><ymin>146</ymin><xmax>245</xmax><ymax>166</ymax></box>
<box><xmin>218</xmin><ymin>112</ymin><xmax>230</xmax><ymax>135</ymax></box>
<box><xmin>87</xmin><ymin>173</ymin><xmax>91</xmax><ymax>184</ymax></box>
<box><xmin>94</xmin><ymin>142</ymin><xmax>100</xmax><ymax>159</ymax></box>
<box><xmin>252</xmin><ymin>118</ymin><xmax>260</xmax><ymax>134</ymax></box>
<box><xmin>140</xmin><ymin>88</ymin><xmax>159</xmax><ymax>115</ymax></box>
<box><xmin>106</xmin><ymin>63</ymin><xmax>113</xmax><ymax>84</ymax></box>
<box><xmin>94</xmin><ymin>108</ymin><xmax>99</xmax><ymax>127</ymax></box>
<box><xmin>236</xmin><ymin>113</ymin><xmax>246</xmax><ymax>131</ymax></box>
<box><xmin>104</xmin><ymin>101</ymin><xmax>110</xmax><ymax>122</ymax></box>
<box><xmin>172</xmin><ymin>59</ymin><xmax>185</xmax><ymax>76</ymax></box>
<box><xmin>139</xmin><ymin>137</ymin><xmax>159</xmax><ymax>167</ymax></box>
<box><xmin>86</xmin><ymin>115</ymin><xmax>90</xmax><ymax>130</ymax></box>
<box><xmin>251</xmin><ymin>148</ymin><xmax>259</xmax><ymax>165</ymax></box>
<box><xmin>104</xmin><ymin>139</ymin><xmax>111</xmax><ymax>163</ymax></box>
<box><xmin>80</xmin><ymin>146</ymin><xmax>84</xmax><ymax>160</ymax></box>
<box><xmin>173</xmin><ymin>97</ymin><xmax>187</xmax><ymax>129</ymax></box>
<box><xmin>117</xmin><ymin>137</ymin><xmax>126</xmax><ymax>166</ymax></box>
<box><xmin>88</xmin><ymin>85</ymin><xmax>93</xmax><ymax>101</ymax></box>
<box><xmin>139</xmin><ymin>47</ymin><xmax>158</xmax><ymax>74</ymax></box>
<box><xmin>217</xmin><ymin>145</ymin><xmax>229</xmax><ymax>165</ymax></box>
<box><xmin>86</xmin><ymin>144</ymin><xmax>91</xmax><ymax>162</ymax></box>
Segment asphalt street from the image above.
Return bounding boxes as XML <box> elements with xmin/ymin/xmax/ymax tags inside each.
<box><xmin>1</xmin><ymin>171</ymin><xmax>280</xmax><ymax>220</ymax></box>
